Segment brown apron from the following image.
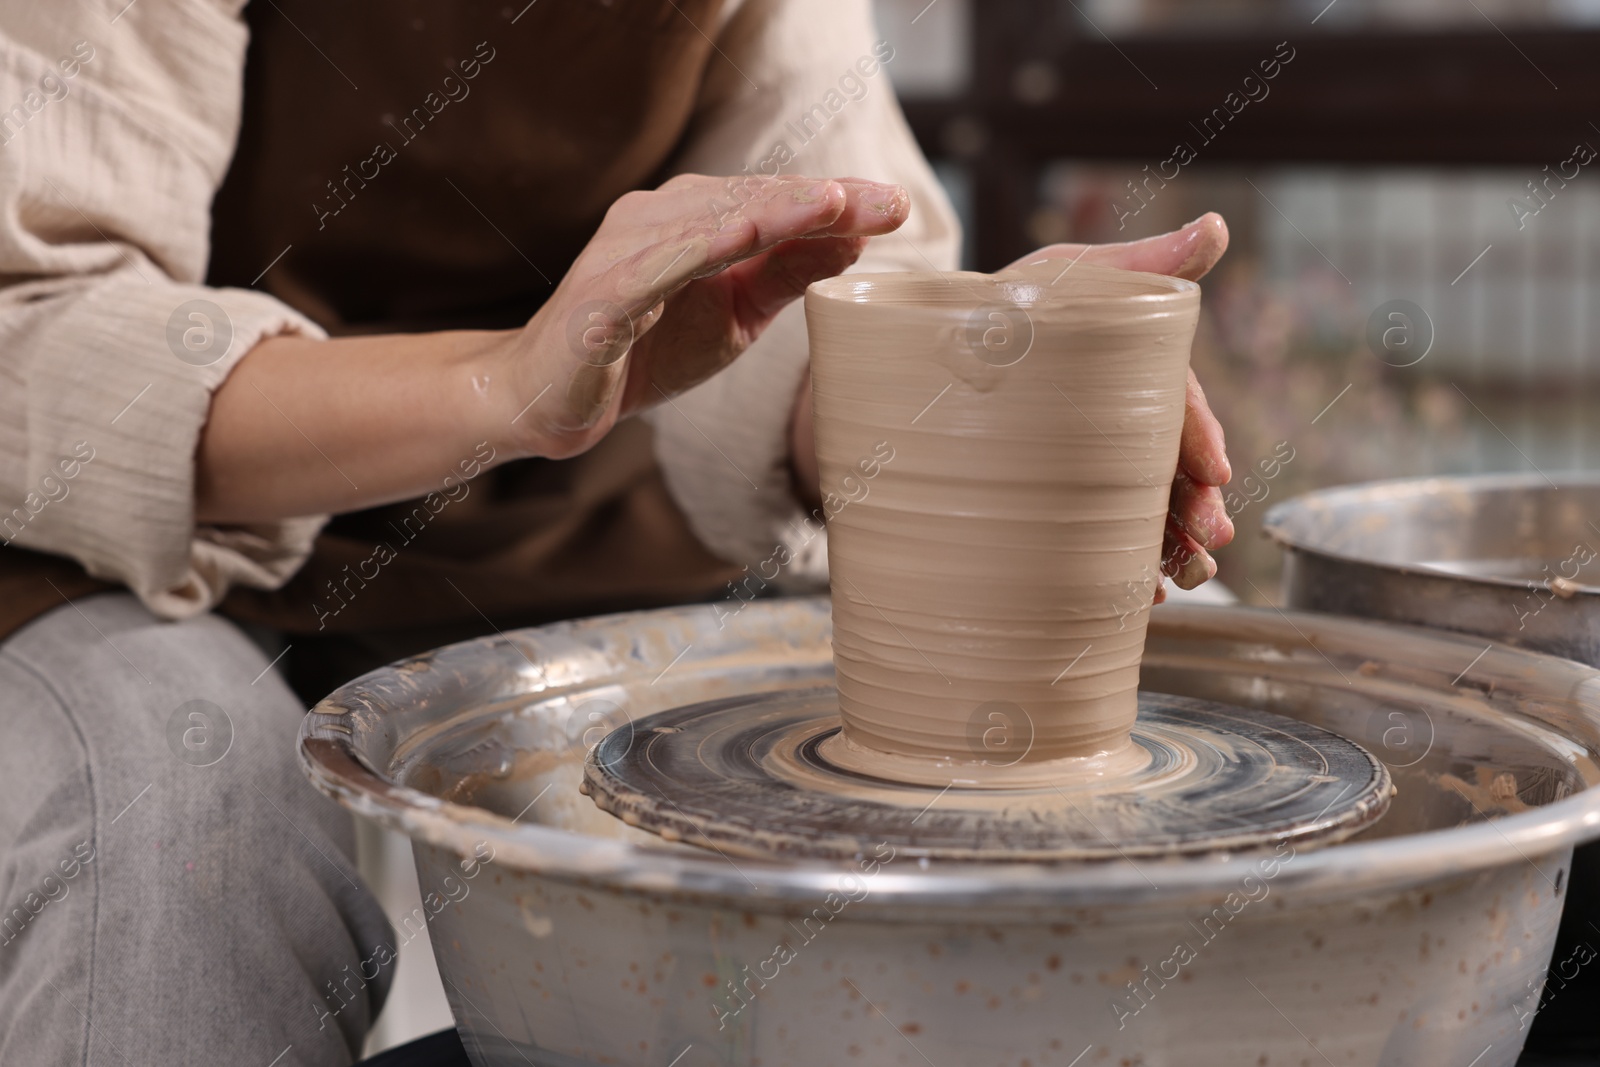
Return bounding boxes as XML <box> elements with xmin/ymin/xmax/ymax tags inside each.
<box><xmin>0</xmin><ymin>0</ymin><xmax>747</xmax><ymax>690</ymax></box>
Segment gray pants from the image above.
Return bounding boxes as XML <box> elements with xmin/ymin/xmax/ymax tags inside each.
<box><xmin>0</xmin><ymin>593</ymin><xmax>393</xmax><ymax>1066</ymax></box>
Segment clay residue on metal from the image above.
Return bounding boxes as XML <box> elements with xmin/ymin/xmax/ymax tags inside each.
<box><xmin>805</xmin><ymin>264</ymin><xmax>1200</xmax><ymax>768</ymax></box>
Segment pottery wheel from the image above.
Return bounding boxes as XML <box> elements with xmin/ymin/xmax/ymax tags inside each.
<box><xmin>582</xmin><ymin>688</ymin><xmax>1392</xmax><ymax>862</ymax></box>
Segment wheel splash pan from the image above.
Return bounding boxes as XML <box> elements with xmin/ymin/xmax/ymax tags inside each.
<box><xmin>299</xmin><ymin>598</ymin><xmax>1600</xmax><ymax>1067</ymax></box>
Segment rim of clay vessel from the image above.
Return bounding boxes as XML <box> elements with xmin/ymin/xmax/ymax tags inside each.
<box><xmin>299</xmin><ymin>598</ymin><xmax>1600</xmax><ymax>914</ymax></box>
<box><xmin>1265</xmin><ymin>470</ymin><xmax>1600</xmax><ymax>595</ymax></box>
<box><xmin>805</xmin><ymin>262</ymin><xmax>1198</xmax><ymax>310</ymax></box>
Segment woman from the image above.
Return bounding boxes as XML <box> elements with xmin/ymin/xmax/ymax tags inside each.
<box><xmin>0</xmin><ymin>0</ymin><xmax>1233</xmax><ymax>1061</ymax></box>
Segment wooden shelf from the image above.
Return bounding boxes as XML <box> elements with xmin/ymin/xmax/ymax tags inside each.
<box><xmin>898</xmin><ymin>11</ymin><xmax>1600</xmax><ymax>267</ymax></box>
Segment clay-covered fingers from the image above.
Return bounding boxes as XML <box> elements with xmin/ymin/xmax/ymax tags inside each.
<box><xmin>613</xmin><ymin>175</ymin><xmax>909</xmax><ymax>311</ymax></box>
<box><xmin>696</xmin><ymin>177</ymin><xmax>907</xmax><ymax>269</ymax></box>
<box><xmin>1158</xmin><ymin>476</ymin><xmax>1227</xmax><ymax>597</ymax></box>
<box><xmin>827</xmin><ymin>179</ymin><xmax>912</xmax><ymax>235</ymax></box>
<box><xmin>1179</xmin><ymin>370</ymin><xmax>1231</xmax><ymax>487</ymax></box>
<box><xmin>1169</xmin><ymin>471</ymin><xmax>1233</xmax><ymax>551</ymax></box>
<box><xmin>1161</xmin><ymin>514</ymin><xmax>1215</xmax><ymax>590</ymax></box>
<box><xmin>1005</xmin><ymin>212</ymin><xmax>1230</xmax><ymax>282</ymax></box>
<box><xmin>1163</xmin><ymin>380</ymin><xmax>1232</xmax><ymax>591</ymax></box>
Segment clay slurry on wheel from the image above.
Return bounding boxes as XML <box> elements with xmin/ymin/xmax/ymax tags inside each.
<box><xmin>581</xmin><ymin>689</ymin><xmax>1391</xmax><ymax>862</ymax></box>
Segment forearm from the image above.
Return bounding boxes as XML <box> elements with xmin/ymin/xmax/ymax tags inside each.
<box><xmin>195</xmin><ymin>329</ymin><xmax>525</xmax><ymax>523</ymax></box>
<box><xmin>197</xmin><ymin>173</ymin><xmax>899</xmax><ymax>527</ymax></box>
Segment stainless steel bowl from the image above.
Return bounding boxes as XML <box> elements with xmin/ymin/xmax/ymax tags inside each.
<box><xmin>300</xmin><ymin>598</ymin><xmax>1600</xmax><ymax>1067</ymax></box>
<box><xmin>1264</xmin><ymin>472</ymin><xmax>1600</xmax><ymax>664</ymax></box>
<box><xmin>1266</xmin><ymin>472</ymin><xmax>1600</xmax><ymax>1052</ymax></box>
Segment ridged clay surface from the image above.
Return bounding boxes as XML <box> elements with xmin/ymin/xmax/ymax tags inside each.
<box><xmin>805</xmin><ymin>261</ymin><xmax>1200</xmax><ymax>775</ymax></box>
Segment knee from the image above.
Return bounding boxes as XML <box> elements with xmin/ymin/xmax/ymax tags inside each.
<box><xmin>11</xmin><ymin>593</ymin><xmax>299</xmax><ymax>745</ymax></box>
<box><xmin>0</xmin><ymin>594</ymin><xmax>393</xmax><ymax>1058</ymax></box>
<box><xmin>3</xmin><ymin>592</ymin><xmax>354</xmax><ymax>853</ymax></box>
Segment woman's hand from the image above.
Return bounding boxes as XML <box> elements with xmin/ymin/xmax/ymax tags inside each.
<box><xmin>1001</xmin><ymin>213</ymin><xmax>1233</xmax><ymax>601</ymax></box>
<box><xmin>501</xmin><ymin>173</ymin><xmax>910</xmax><ymax>460</ymax></box>
<box><xmin>197</xmin><ymin>174</ymin><xmax>908</xmax><ymax>524</ymax></box>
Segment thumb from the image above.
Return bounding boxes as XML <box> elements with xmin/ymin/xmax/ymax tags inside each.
<box><xmin>1003</xmin><ymin>212</ymin><xmax>1229</xmax><ymax>282</ymax></box>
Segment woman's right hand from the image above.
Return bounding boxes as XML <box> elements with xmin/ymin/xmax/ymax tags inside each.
<box><xmin>498</xmin><ymin>173</ymin><xmax>910</xmax><ymax>461</ymax></box>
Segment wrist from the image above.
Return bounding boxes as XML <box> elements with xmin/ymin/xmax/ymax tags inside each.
<box><xmin>488</xmin><ymin>309</ymin><xmax>634</xmax><ymax>463</ymax></box>
<box><xmin>475</xmin><ymin>328</ymin><xmax>553</xmax><ymax>462</ymax></box>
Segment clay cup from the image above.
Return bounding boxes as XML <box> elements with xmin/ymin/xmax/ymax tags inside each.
<box><xmin>804</xmin><ymin>262</ymin><xmax>1201</xmax><ymax>777</ymax></box>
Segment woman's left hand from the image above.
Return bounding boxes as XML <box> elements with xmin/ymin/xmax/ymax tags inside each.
<box><xmin>997</xmin><ymin>212</ymin><xmax>1234</xmax><ymax>602</ymax></box>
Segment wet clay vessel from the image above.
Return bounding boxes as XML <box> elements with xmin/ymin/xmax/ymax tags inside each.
<box><xmin>804</xmin><ymin>263</ymin><xmax>1200</xmax><ymax>778</ymax></box>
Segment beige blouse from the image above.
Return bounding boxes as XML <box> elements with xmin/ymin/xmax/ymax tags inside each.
<box><xmin>0</xmin><ymin>0</ymin><xmax>959</xmax><ymax>619</ymax></box>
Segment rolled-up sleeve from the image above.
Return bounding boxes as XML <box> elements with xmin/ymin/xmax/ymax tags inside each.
<box><xmin>647</xmin><ymin>0</ymin><xmax>961</xmax><ymax>584</ymax></box>
<box><xmin>0</xmin><ymin>0</ymin><xmax>328</xmax><ymax>618</ymax></box>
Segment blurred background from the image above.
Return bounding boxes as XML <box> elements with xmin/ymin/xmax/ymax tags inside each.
<box><xmin>873</xmin><ymin>0</ymin><xmax>1600</xmax><ymax>600</ymax></box>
